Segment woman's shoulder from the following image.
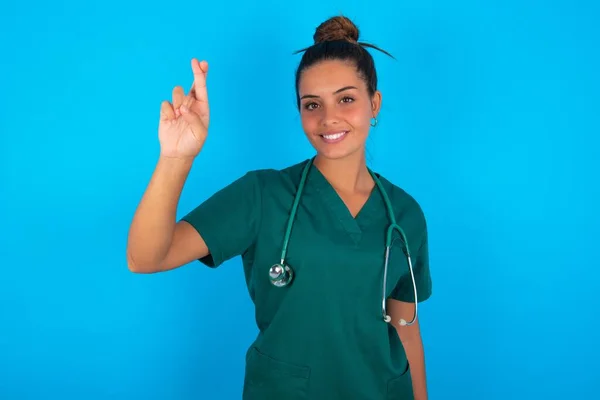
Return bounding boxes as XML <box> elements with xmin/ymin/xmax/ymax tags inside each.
<box><xmin>376</xmin><ymin>173</ymin><xmax>427</xmax><ymax>227</ymax></box>
<box><xmin>244</xmin><ymin>159</ymin><xmax>311</xmax><ymax>189</ymax></box>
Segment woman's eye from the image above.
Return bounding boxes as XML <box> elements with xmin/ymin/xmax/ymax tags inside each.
<box><xmin>303</xmin><ymin>97</ymin><xmax>353</xmax><ymax>111</ymax></box>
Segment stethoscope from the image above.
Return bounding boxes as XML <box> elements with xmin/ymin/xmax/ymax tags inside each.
<box><xmin>268</xmin><ymin>158</ymin><xmax>419</xmax><ymax>327</ymax></box>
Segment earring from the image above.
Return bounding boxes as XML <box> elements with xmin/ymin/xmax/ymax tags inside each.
<box><xmin>370</xmin><ymin>117</ymin><xmax>378</xmax><ymax>127</ymax></box>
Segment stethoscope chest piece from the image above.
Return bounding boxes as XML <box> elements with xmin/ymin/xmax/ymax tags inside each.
<box><xmin>269</xmin><ymin>263</ymin><xmax>294</xmax><ymax>287</ymax></box>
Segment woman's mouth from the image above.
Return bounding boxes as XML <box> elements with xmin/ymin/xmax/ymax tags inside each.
<box><xmin>320</xmin><ymin>130</ymin><xmax>348</xmax><ymax>144</ymax></box>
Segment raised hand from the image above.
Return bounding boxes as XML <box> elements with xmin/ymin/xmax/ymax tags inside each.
<box><xmin>158</xmin><ymin>58</ymin><xmax>210</xmax><ymax>159</ymax></box>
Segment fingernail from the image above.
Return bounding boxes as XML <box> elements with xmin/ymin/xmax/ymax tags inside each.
<box><xmin>181</xmin><ymin>105</ymin><xmax>189</xmax><ymax>113</ymax></box>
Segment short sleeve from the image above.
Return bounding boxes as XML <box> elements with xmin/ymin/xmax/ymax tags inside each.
<box><xmin>390</xmin><ymin>227</ymin><xmax>432</xmax><ymax>303</ymax></box>
<box><xmin>180</xmin><ymin>170</ymin><xmax>262</xmax><ymax>268</ymax></box>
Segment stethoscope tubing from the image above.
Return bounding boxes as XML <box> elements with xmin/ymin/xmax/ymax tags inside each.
<box><xmin>272</xmin><ymin>157</ymin><xmax>418</xmax><ymax>327</ymax></box>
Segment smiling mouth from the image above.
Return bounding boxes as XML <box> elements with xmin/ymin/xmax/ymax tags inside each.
<box><xmin>320</xmin><ymin>131</ymin><xmax>349</xmax><ymax>143</ymax></box>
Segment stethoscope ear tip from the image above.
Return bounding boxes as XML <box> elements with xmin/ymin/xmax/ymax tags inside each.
<box><xmin>385</xmin><ymin>315</ymin><xmax>409</xmax><ymax>326</ymax></box>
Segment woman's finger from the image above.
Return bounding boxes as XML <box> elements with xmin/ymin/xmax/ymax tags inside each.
<box><xmin>190</xmin><ymin>58</ymin><xmax>209</xmax><ymax>103</ymax></box>
<box><xmin>172</xmin><ymin>86</ymin><xmax>185</xmax><ymax>112</ymax></box>
<box><xmin>160</xmin><ymin>100</ymin><xmax>175</xmax><ymax>121</ymax></box>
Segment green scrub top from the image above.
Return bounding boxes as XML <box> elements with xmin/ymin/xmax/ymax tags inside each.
<box><xmin>182</xmin><ymin>158</ymin><xmax>432</xmax><ymax>400</ymax></box>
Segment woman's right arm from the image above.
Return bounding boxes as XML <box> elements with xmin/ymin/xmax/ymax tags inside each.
<box><xmin>127</xmin><ymin>58</ymin><xmax>211</xmax><ymax>273</ymax></box>
<box><xmin>126</xmin><ymin>155</ymin><xmax>208</xmax><ymax>273</ymax></box>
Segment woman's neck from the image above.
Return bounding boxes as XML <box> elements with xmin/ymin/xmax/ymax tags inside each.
<box><xmin>313</xmin><ymin>151</ymin><xmax>374</xmax><ymax>194</ymax></box>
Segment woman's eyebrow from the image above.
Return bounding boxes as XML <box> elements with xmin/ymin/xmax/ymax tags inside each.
<box><xmin>300</xmin><ymin>86</ymin><xmax>358</xmax><ymax>100</ymax></box>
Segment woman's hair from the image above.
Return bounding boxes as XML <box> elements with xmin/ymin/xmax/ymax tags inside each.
<box><xmin>294</xmin><ymin>15</ymin><xmax>394</xmax><ymax>109</ymax></box>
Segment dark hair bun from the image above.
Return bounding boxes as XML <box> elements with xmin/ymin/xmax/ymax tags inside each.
<box><xmin>313</xmin><ymin>16</ymin><xmax>359</xmax><ymax>44</ymax></box>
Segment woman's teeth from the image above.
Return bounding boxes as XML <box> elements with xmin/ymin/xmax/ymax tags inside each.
<box><xmin>321</xmin><ymin>131</ymin><xmax>348</xmax><ymax>142</ymax></box>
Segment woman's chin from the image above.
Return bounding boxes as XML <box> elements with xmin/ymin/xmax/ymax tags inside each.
<box><xmin>315</xmin><ymin>144</ymin><xmax>364</xmax><ymax>161</ymax></box>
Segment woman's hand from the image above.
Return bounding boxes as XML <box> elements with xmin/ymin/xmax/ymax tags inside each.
<box><xmin>158</xmin><ymin>58</ymin><xmax>210</xmax><ymax>159</ymax></box>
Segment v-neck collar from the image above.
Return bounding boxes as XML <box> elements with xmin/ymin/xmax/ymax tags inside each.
<box><xmin>306</xmin><ymin>160</ymin><xmax>385</xmax><ymax>244</ymax></box>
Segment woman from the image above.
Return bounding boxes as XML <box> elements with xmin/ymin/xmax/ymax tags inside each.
<box><xmin>127</xmin><ymin>15</ymin><xmax>432</xmax><ymax>400</ymax></box>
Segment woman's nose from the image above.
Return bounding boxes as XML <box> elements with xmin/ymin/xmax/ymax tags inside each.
<box><xmin>321</xmin><ymin>106</ymin><xmax>341</xmax><ymax>126</ymax></box>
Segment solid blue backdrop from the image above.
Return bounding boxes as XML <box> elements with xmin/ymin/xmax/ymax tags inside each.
<box><xmin>1</xmin><ymin>0</ymin><xmax>598</xmax><ymax>399</ymax></box>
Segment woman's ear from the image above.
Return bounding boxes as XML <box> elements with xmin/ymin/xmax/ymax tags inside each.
<box><xmin>371</xmin><ymin>90</ymin><xmax>382</xmax><ymax>117</ymax></box>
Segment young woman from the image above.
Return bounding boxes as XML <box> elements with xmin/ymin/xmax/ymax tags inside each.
<box><xmin>127</xmin><ymin>15</ymin><xmax>432</xmax><ymax>400</ymax></box>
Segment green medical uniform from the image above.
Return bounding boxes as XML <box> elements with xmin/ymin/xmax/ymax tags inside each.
<box><xmin>182</xmin><ymin>158</ymin><xmax>432</xmax><ymax>400</ymax></box>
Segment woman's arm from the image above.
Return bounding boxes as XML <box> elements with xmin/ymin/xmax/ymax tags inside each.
<box><xmin>127</xmin><ymin>58</ymin><xmax>213</xmax><ymax>273</ymax></box>
<box><xmin>126</xmin><ymin>156</ymin><xmax>209</xmax><ymax>273</ymax></box>
<box><xmin>387</xmin><ymin>298</ymin><xmax>428</xmax><ymax>400</ymax></box>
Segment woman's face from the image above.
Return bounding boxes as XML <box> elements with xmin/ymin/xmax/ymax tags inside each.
<box><xmin>298</xmin><ymin>59</ymin><xmax>381</xmax><ymax>161</ymax></box>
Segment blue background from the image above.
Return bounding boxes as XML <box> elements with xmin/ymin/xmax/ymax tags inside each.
<box><xmin>1</xmin><ymin>0</ymin><xmax>598</xmax><ymax>399</ymax></box>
